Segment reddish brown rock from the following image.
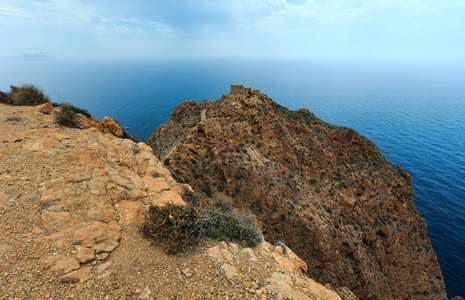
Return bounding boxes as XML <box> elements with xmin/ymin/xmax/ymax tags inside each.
<box><xmin>96</xmin><ymin>116</ymin><xmax>124</xmax><ymax>137</ymax></box>
<box><xmin>51</xmin><ymin>256</ymin><xmax>79</xmax><ymax>274</ymax></box>
<box><xmin>147</xmin><ymin>84</ymin><xmax>447</xmax><ymax>299</ymax></box>
<box><xmin>76</xmin><ymin>246</ymin><xmax>95</xmax><ymax>263</ymax></box>
<box><xmin>73</xmin><ymin>221</ymin><xmax>121</xmax><ymax>244</ymax></box>
<box><xmin>60</xmin><ymin>266</ymin><xmax>93</xmax><ymax>283</ymax></box>
<box><xmin>115</xmin><ymin>200</ymin><xmax>147</xmax><ymax>225</ymax></box>
<box><xmin>76</xmin><ymin>113</ymin><xmax>97</xmax><ymax>129</ymax></box>
<box><xmin>63</xmin><ymin>257</ymin><xmax>80</xmax><ymax>274</ymax></box>
<box><xmin>87</xmin><ymin>200</ymin><xmax>117</xmax><ymax>223</ymax></box>
<box><xmin>37</xmin><ymin>103</ymin><xmax>55</xmax><ymax>114</ymax></box>
<box><xmin>93</xmin><ymin>238</ymin><xmax>119</xmax><ymax>253</ymax></box>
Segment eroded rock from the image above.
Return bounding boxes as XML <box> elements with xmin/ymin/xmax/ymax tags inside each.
<box><xmin>73</xmin><ymin>221</ymin><xmax>121</xmax><ymax>244</ymax></box>
<box><xmin>96</xmin><ymin>117</ymin><xmax>124</xmax><ymax>138</ymax></box>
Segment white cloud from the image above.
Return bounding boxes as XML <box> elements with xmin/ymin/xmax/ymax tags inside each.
<box><xmin>0</xmin><ymin>0</ymin><xmax>464</xmax><ymax>60</ymax></box>
<box><xmin>0</xmin><ymin>0</ymin><xmax>166</xmax><ymax>36</ymax></box>
<box><xmin>248</xmin><ymin>0</ymin><xmax>288</xmax><ymax>15</ymax></box>
<box><xmin>0</xmin><ymin>1</ymin><xmax>31</xmax><ymax>17</ymax></box>
<box><xmin>149</xmin><ymin>21</ymin><xmax>174</xmax><ymax>35</ymax></box>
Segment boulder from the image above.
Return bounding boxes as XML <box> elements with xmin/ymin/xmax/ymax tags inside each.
<box><xmin>97</xmin><ymin>117</ymin><xmax>124</xmax><ymax>138</ymax></box>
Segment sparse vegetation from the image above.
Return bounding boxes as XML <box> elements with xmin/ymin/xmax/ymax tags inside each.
<box><xmin>63</xmin><ymin>102</ymin><xmax>91</xmax><ymax>118</ymax></box>
<box><xmin>54</xmin><ymin>102</ymin><xmax>84</xmax><ymax>128</ymax></box>
<box><xmin>141</xmin><ymin>194</ymin><xmax>263</xmax><ymax>254</ymax></box>
<box><xmin>55</xmin><ymin>102</ymin><xmax>92</xmax><ymax>128</ymax></box>
<box><xmin>0</xmin><ymin>84</ymin><xmax>51</xmax><ymax>106</ymax></box>
<box><xmin>210</xmin><ymin>192</ymin><xmax>233</xmax><ymax>211</ymax></box>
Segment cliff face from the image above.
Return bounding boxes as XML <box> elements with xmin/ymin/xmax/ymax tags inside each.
<box><xmin>0</xmin><ymin>102</ymin><xmax>352</xmax><ymax>299</ymax></box>
<box><xmin>147</xmin><ymin>85</ymin><xmax>447</xmax><ymax>299</ymax></box>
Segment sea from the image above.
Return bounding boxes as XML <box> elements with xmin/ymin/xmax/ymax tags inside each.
<box><xmin>1</xmin><ymin>58</ymin><xmax>464</xmax><ymax>298</ymax></box>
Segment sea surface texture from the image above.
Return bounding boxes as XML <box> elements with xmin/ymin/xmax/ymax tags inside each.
<box><xmin>1</xmin><ymin>59</ymin><xmax>464</xmax><ymax>298</ymax></box>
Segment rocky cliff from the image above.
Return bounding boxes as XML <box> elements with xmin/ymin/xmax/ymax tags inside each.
<box><xmin>147</xmin><ymin>84</ymin><xmax>447</xmax><ymax>299</ymax></box>
<box><xmin>0</xmin><ymin>101</ymin><xmax>353</xmax><ymax>299</ymax></box>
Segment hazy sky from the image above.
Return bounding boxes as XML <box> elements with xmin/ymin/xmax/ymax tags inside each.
<box><xmin>1</xmin><ymin>0</ymin><xmax>464</xmax><ymax>61</ymax></box>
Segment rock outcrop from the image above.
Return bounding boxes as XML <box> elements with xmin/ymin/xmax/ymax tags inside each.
<box><xmin>147</xmin><ymin>84</ymin><xmax>447</xmax><ymax>299</ymax></box>
<box><xmin>206</xmin><ymin>240</ymin><xmax>357</xmax><ymax>300</ymax></box>
<box><xmin>0</xmin><ymin>102</ymin><xmax>351</xmax><ymax>299</ymax></box>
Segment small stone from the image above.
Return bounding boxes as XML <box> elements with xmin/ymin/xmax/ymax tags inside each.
<box><xmin>139</xmin><ymin>286</ymin><xmax>151</xmax><ymax>300</ymax></box>
<box><xmin>182</xmin><ymin>268</ymin><xmax>192</xmax><ymax>277</ymax></box>
<box><xmin>98</xmin><ymin>262</ymin><xmax>112</xmax><ymax>272</ymax></box>
<box><xmin>61</xmin><ymin>267</ymin><xmax>93</xmax><ymax>283</ymax></box>
<box><xmin>252</xmin><ymin>281</ymin><xmax>259</xmax><ymax>289</ymax></box>
<box><xmin>242</xmin><ymin>248</ymin><xmax>257</xmax><ymax>262</ymax></box>
<box><xmin>228</xmin><ymin>243</ymin><xmax>239</xmax><ymax>256</ymax></box>
<box><xmin>93</xmin><ymin>239</ymin><xmax>119</xmax><ymax>253</ymax></box>
<box><xmin>221</xmin><ymin>264</ymin><xmax>238</xmax><ymax>280</ymax></box>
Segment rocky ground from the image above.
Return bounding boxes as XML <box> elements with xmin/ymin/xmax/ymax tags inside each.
<box><xmin>0</xmin><ymin>103</ymin><xmax>352</xmax><ymax>299</ymax></box>
<box><xmin>147</xmin><ymin>85</ymin><xmax>448</xmax><ymax>300</ymax></box>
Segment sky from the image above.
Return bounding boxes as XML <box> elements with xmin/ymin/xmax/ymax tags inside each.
<box><xmin>0</xmin><ymin>0</ymin><xmax>464</xmax><ymax>61</ymax></box>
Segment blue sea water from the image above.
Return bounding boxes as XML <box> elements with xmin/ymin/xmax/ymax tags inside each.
<box><xmin>1</xmin><ymin>58</ymin><xmax>464</xmax><ymax>298</ymax></box>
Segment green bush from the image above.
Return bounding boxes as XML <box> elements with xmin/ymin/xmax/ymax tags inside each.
<box><xmin>0</xmin><ymin>91</ymin><xmax>8</xmax><ymax>104</ymax></box>
<box><xmin>141</xmin><ymin>200</ymin><xmax>263</xmax><ymax>254</ymax></box>
<box><xmin>141</xmin><ymin>204</ymin><xmax>200</xmax><ymax>254</ymax></box>
<box><xmin>54</xmin><ymin>103</ymin><xmax>82</xmax><ymax>128</ymax></box>
<box><xmin>198</xmin><ymin>208</ymin><xmax>262</xmax><ymax>247</ymax></box>
<box><xmin>64</xmin><ymin>103</ymin><xmax>91</xmax><ymax>118</ymax></box>
<box><xmin>1</xmin><ymin>84</ymin><xmax>51</xmax><ymax>106</ymax></box>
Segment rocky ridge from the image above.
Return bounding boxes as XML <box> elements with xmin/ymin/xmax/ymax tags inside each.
<box><xmin>147</xmin><ymin>84</ymin><xmax>448</xmax><ymax>299</ymax></box>
<box><xmin>0</xmin><ymin>102</ymin><xmax>351</xmax><ymax>299</ymax></box>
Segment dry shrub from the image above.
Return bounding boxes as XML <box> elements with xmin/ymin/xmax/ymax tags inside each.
<box><xmin>141</xmin><ymin>196</ymin><xmax>263</xmax><ymax>254</ymax></box>
<box><xmin>1</xmin><ymin>84</ymin><xmax>51</xmax><ymax>106</ymax></box>
<box><xmin>54</xmin><ymin>103</ymin><xmax>81</xmax><ymax>128</ymax></box>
